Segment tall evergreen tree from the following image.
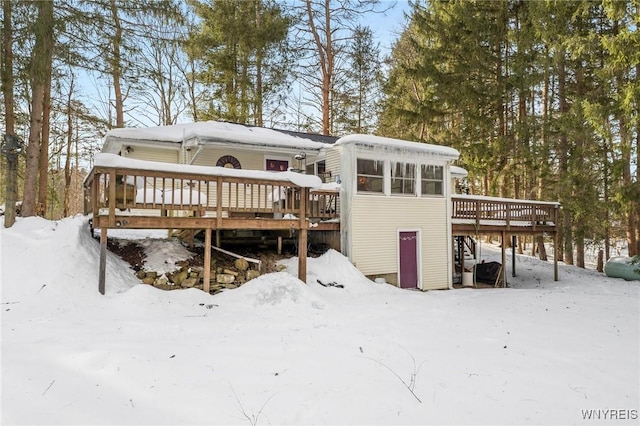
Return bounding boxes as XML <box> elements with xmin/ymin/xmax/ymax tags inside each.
<box><xmin>333</xmin><ymin>25</ymin><xmax>382</xmax><ymax>134</ymax></box>
<box><xmin>187</xmin><ymin>0</ymin><xmax>291</xmax><ymax>126</ymax></box>
<box><xmin>381</xmin><ymin>0</ymin><xmax>638</xmax><ymax>264</ymax></box>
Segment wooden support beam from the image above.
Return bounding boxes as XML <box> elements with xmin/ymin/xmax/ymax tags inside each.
<box><xmin>554</xmin><ymin>231</ymin><xmax>559</xmax><ymax>281</ymax></box>
<box><xmin>298</xmin><ymin>228</ymin><xmax>307</xmax><ymax>283</ymax></box>
<box><xmin>501</xmin><ymin>231</ymin><xmax>507</xmax><ymax>287</ymax></box>
<box><xmin>298</xmin><ymin>188</ymin><xmax>308</xmax><ymax>283</ymax></box>
<box><xmin>460</xmin><ymin>237</ymin><xmax>465</xmax><ymax>275</ymax></box>
<box><xmin>204</xmin><ymin>228</ymin><xmax>211</xmax><ymax>293</ymax></box>
<box><xmin>99</xmin><ymin>227</ymin><xmax>107</xmax><ymax>295</ymax></box>
<box><xmin>92</xmin><ymin>216</ymin><xmax>304</xmax><ymax>231</ymax></box>
<box><xmin>512</xmin><ymin>235</ymin><xmax>517</xmax><ymax>277</ymax></box>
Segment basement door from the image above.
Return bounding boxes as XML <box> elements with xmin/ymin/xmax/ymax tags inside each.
<box><xmin>398</xmin><ymin>231</ymin><xmax>419</xmax><ymax>289</ymax></box>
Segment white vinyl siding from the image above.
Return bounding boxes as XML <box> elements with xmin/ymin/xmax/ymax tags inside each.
<box><xmin>126</xmin><ymin>146</ymin><xmax>178</xmax><ymax>164</ymax></box>
<box><xmin>192</xmin><ymin>148</ymin><xmax>265</xmax><ymax>171</ymax></box>
<box><xmin>325</xmin><ymin>148</ymin><xmax>341</xmax><ymax>182</ymax></box>
<box><xmin>350</xmin><ymin>195</ymin><xmax>450</xmax><ymax>290</ymax></box>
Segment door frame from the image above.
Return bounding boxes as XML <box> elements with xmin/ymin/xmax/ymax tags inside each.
<box><xmin>397</xmin><ymin>228</ymin><xmax>422</xmax><ymax>289</ymax></box>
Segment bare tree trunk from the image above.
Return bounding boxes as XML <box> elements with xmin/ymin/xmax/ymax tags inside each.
<box><xmin>576</xmin><ymin>234</ymin><xmax>585</xmax><ymax>268</ymax></box>
<box><xmin>1</xmin><ymin>0</ymin><xmax>14</xmax><ymax>135</ymax></box>
<box><xmin>597</xmin><ymin>250</ymin><xmax>604</xmax><ymax>273</ymax></box>
<box><xmin>558</xmin><ymin>55</ymin><xmax>572</xmax><ymax>265</ymax></box>
<box><xmin>38</xmin><ymin>60</ymin><xmax>53</xmax><ymax>217</ymax></box>
<box><xmin>73</xmin><ymin>128</ymin><xmax>80</xmax><ymax>215</ymax></box>
<box><xmin>536</xmin><ymin>235</ymin><xmax>547</xmax><ymax>261</ymax></box>
<box><xmin>517</xmin><ymin>236</ymin><xmax>523</xmax><ymax>254</ymax></box>
<box><xmin>305</xmin><ymin>0</ymin><xmax>332</xmax><ymax>135</ymax></box>
<box><xmin>110</xmin><ymin>0</ymin><xmax>125</xmax><ymax>128</ymax></box>
<box><xmin>63</xmin><ymin>75</ymin><xmax>75</xmax><ymax>217</ymax></box>
<box><xmin>187</xmin><ymin>59</ymin><xmax>199</xmax><ymax>122</ymax></box>
<box><xmin>2</xmin><ymin>0</ymin><xmax>17</xmax><ymax>227</ymax></box>
<box><xmin>22</xmin><ymin>1</ymin><xmax>54</xmax><ymax>217</ymax></box>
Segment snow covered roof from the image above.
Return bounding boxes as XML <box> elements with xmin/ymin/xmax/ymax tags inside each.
<box><xmin>93</xmin><ymin>153</ymin><xmax>323</xmax><ymax>188</ymax></box>
<box><xmin>101</xmin><ymin>122</ymin><xmax>463</xmax><ymax>162</ymax></box>
<box><xmin>102</xmin><ymin>121</ymin><xmax>330</xmax><ymax>153</ymax></box>
<box><xmin>335</xmin><ymin>134</ymin><xmax>460</xmax><ymax>159</ymax></box>
<box><xmin>451</xmin><ymin>165</ymin><xmax>468</xmax><ymax>177</ymax></box>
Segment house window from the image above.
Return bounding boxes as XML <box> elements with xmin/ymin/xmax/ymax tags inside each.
<box><xmin>357</xmin><ymin>158</ymin><xmax>384</xmax><ymax>193</ymax></box>
<box><xmin>305</xmin><ymin>160</ymin><xmax>325</xmax><ymax>175</ymax></box>
<box><xmin>216</xmin><ymin>155</ymin><xmax>241</xmax><ymax>169</ymax></box>
<box><xmin>391</xmin><ymin>162</ymin><xmax>416</xmax><ymax>195</ymax></box>
<box><xmin>316</xmin><ymin>160</ymin><xmax>326</xmax><ymax>175</ymax></box>
<box><xmin>266</xmin><ymin>159</ymin><xmax>288</xmax><ymax>171</ymax></box>
<box><xmin>305</xmin><ymin>163</ymin><xmax>315</xmax><ymax>175</ymax></box>
<box><xmin>306</xmin><ymin>160</ymin><xmax>331</xmax><ymax>181</ymax></box>
<box><xmin>421</xmin><ymin>164</ymin><xmax>444</xmax><ymax>196</ymax></box>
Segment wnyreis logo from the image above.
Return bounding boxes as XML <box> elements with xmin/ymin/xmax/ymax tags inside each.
<box><xmin>581</xmin><ymin>409</ymin><xmax>638</xmax><ymax>421</ymax></box>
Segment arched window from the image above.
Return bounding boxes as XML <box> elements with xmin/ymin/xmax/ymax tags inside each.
<box><xmin>216</xmin><ymin>155</ymin><xmax>241</xmax><ymax>169</ymax></box>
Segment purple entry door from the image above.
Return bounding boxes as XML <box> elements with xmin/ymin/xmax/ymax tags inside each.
<box><xmin>399</xmin><ymin>231</ymin><xmax>418</xmax><ymax>289</ymax></box>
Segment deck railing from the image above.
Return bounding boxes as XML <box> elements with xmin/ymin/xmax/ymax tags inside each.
<box><xmin>84</xmin><ymin>166</ymin><xmax>340</xmax><ymax>227</ymax></box>
<box><xmin>451</xmin><ymin>195</ymin><xmax>559</xmax><ymax>231</ymax></box>
<box><xmin>85</xmin><ymin>160</ymin><xmax>338</xmax><ymax>293</ymax></box>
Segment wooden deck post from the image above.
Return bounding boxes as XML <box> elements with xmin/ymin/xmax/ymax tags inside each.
<box><xmin>501</xmin><ymin>231</ymin><xmax>507</xmax><ymax>287</ymax></box>
<box><xmin>553</xmin><ymin>231</ymin><xmax>559</xmax><ymax>281</ymax></box>
<box><xmin>512</xmin><ymin>235</ymin><xmax>517</xmax><ymax>277</ymax></box>
<box><xmin>298</xmin><ymin>188</ymin><xmax>308</xmax><ymax>283</ymax></box>
<box><xmin>204</xmin><ymin>228</ymin><xmax>212</xmax><ymax>293</ymax></box>
<box><xmin>99</xmin><ymin>227</ymin><xmax>107</xmax><ymax>295</ymax></box>
<box><xmin>298</xmin><ymin>228</ymin><xmax>307</xmax><ymax>282</ymax></box>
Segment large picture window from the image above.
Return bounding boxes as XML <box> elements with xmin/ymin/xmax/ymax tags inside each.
<box><xmin>357</xmin><ymin>158</ymin><xmax>384</xmax><ymax>193</ymax></box>
<box><xmin>391</xmin><ymin>162</ymin><xmax>416</xmax><ymax>195</ymax></box>
<box><xmin>421</xmin><ymin>164</ymin><xmax>443</xmax><ymax>195</ymax></box>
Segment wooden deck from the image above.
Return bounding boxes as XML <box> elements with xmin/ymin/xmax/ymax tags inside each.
<box><xmin>85</xmin><ymin>161</ymin><xmax>560</xmax><ymax>293</ymax></box>
<box><xmin>451</xmin><ymin>194</ymin><xmax>560</xmax><ymax>283</ymax></box>
<box><xmin>452</xmin><ymin>195</ymin><xmax>559</xmax><ymax>234</ymax></box>
<box><xmin>84</xmin><ymin>163</ymin><xmax>339</xmax><ymax>294</ymax></box>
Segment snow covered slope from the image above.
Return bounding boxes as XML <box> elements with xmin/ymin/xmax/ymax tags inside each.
<box><xmin>1</xmin><ymin>216</ymin><xmax>638</xmax><ymax>425</ymax></box>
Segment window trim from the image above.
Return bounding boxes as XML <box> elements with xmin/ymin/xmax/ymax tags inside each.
<box><xmin>354</xmin><ymin>156</ymin><xmax>447</xmax><ymax>198</ymax></box>
<box><xmin>264</xmin><ymin>155</ymin><xmax>290</xmax><ymax>172</ymax></box>
<box><xmin>356</xmin><ymin>158</ymin><xmax>385</xmax><ymax>194</ymax></box>
<box><xmin>420</xmin><ymin>164</ymin><xmax>445</xmax><ymax>197</ymax></box>
<box><xmin>390</xmin><ymin>162</ymin><xmax>417</xmax><ymax>196</ymax></box>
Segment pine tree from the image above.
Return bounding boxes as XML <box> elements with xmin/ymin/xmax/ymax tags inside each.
<box><xmin>381</xmin><ymin>0</ymin><xmax>639</xmax><ymax>265</ymax></box>
<box><xmin>333</xmin><ymin>25</ymin><xmax>382</xmax><ymax>134</ymax></box>
<box><xmin>187</xmin><ymin>0</ymin><xmax>291</xmax><ymax>126</ymax></box>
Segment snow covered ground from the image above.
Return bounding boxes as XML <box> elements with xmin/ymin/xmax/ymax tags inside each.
<box><xmin>1</xmin><ymin>215</ymin><xmax>638</xmax><ymax>425</ymax></box>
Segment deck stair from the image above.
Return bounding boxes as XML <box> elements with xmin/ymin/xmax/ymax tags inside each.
<box><xmin>455</xmin><ymin>235</ymin><xmax>476</xmax><ymax>267</ymax></box>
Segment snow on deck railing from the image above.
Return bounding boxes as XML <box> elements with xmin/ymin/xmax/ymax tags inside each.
<box><xmin>91</xmin><ymin>153</ymin><xmax>323</xmax><ymax>188</ymax></box>
<box><xmin>84</xmin><ymin>154</ymin><xmax>338</xmax><ymax>221</ymax></box>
